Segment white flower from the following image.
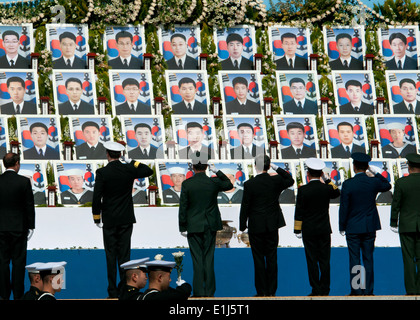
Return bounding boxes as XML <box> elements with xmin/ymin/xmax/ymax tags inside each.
<box><xmin>172</xmin><ymin>251</ymin><xmax>185</xmax><ymax>258</ymax></box>
<box><xmin>154</xmin><ymin>254</ymin><xmax>164</xmax><ymax>260</ymax></box>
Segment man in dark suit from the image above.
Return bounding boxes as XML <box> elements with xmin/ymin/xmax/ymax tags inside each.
<box><xmin>339</xmin><ymin>80</ymin><xmax>374</xmax><ymax>115</ymax></box>
<box><xmin>381</xmin><ymin>122</ymin><xmax>417</xmax><ymax>158</ymax></box>
<box><xmin>53</xmin><ymin>31</ymin><xmax>87</xmax><ymax>69</ymax></box>
<box><xmin>178</xmin><ymin>122</ymin><xmax>214</xmax><ymax>160</ymax></box>
<box><xmin>108</xmin><ymin>31</ymin><xmax>143</xmax><ymax>69</ymax></box>
<box><xmin>392</xmin><ymin>78</ymin><xmax>420</xmax><ymax>114</ymax></box>
<box><xmin>171</xmin><ymin>77</ymin><xmax>207</xmax><ymax>114</ymax></box>
<box><xmin>58</xmin><ymin>77</ymin><xmax>95</xmax><ymax>115</ymax></box>
<box><xmin>386</xmin><ymin>32</ymin><xmax>418</xmax><ymax>70</ymax></box>
<box><xmin>1</xmin><ymin>76</ymin><xmax>37</xmax><ymax>115</ymax></box>
<box><xmin>239</xmin><ymin>154</ymin><xmax>294</xmax><ymax>296</ymax></box>
<box><xmin>166</xmin><ymin>33</ymin><xmax>198</xmax><ymax>70</ymax></box>
<box><xmin>283</xmin><ymin>77</ymin><xmax>318</xmax><ymax>115</ymax></box>
<box><xmin>92</xmin><ymin>141</ymin><xmax>153</xmax><ymax>298</ymax></box>
<box><xmin>225</xmin><ymin>76</ymin><xmax>261</xmax><ymax>114</ymax></box>
<box><xmin>331</xmin><ymin>121</ymin><xmax>365</xmax><ymax>158</ymax></box>
<box><xmin>0</xmin><ymin>30</ymin><xmax>31</xmax><ymax>69</ymax></box>
<box><xmin>339</xmin><ymin>152</ymin><xmax>391</xmax><ymax>295</ymax></box>
<box><xmin>220</xmin><ymin>33</ymin><xmax>253</xmax><ymax>70</ymax></box>
<box><xmin>128</xmin><ymin>123</ymin><xmax>160</xmax><ymax>159</ymax></box>
<box><xmin>115</xmin><ymin>78</ymin><xmax>151</xmax><ymax>115</ymax></box>
<box><xmin>294</xmin><ymin>158</ymin><xmax>340</xmax><ymax>296</ymax></box>
<box><xmin>281</xmin><ymin>122</ymin><xmax>316</xmax><ymax>159</ymax></box>
<box><xmin>275</xmin><ymin>32</ymin><xmax>308</xmax><ymax>70</ymax></box>
<box><xmin>329</xmin><ymin>33</ymin><xmax>363</xmax><ymax>70</ymax></box>
<box><xmin>75</xmin><ymin>121</ymin><xmax>107</xmax><ymax>160</ymax></box>
<box><xmin>23</xmin><ymin>122</ymin><xmax>60</xmax><ymax>160</ymax></box>
<box><xmin>0</xmin><ymin>153</ymin><xmax>35</xmax><ymax>300</ymax></box>
<box><xmin>390</xmin><ymin>153</ymin><xmax>420</xmax><ymax>295</ymax></box>
<box><xmin>230</xmin><ymin>122</ymin><xmax>265</xmax><ymax>160</ymax></box>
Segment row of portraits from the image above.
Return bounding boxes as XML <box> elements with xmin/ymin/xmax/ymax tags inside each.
<box><xmin>1</xmin><ymin>114</ymin><xmax>419</xmax><ymax>162</ymax></box>
<box><xmin>3</xmin><ymin>69</ymin><xmax>420</xmax><ymax>117</ymax></box>
<box><xmin>2</xmin><ymin>23</ymin><xmax>420</xmax><ymax>72</ymax></box>
<box><xmin>11</xmin><ymin>158</ymin><xmax>412</xmax><ymax>207</ymax></box>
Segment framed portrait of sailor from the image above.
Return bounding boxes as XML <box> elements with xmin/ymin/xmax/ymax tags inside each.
<box><xmin>379</xmin><ymin>26</ymin><xmax>419</xmax><ymax>71</ymax></box>
<box><xmin>109</xmin><ymin>70</ymin><xmax>153</xmax><ymax>116</ymax></box>
<box><xmin>121</xmin><ymin>115</ymin><xmax>166</xmax><ymax>160</ymax></box>
<box><xmin>18</xmin><ymin>162</ymin><xmax>47</xmax><ymax>206</ymax></box>
<box><xmin>385</xmin><ymin>70</ymin><xmax>420</xmax><ymax>115</ymax></box>
<box><xmin>54</xmin><ymin>161</ymin><xmax>96</xmax><ymax>206</ymax></box>
<box><xmin>69</xmin><ymin>116</ymin><xmax>113</xmax><ymax>160</ymax></box>
<box><xmin>0</xmin><ymin>24</ymin><xmax>33</xmax><ymax>69</ymax></box>
<box><xmin>219</xmin><ymin>70</ymin><xmax>263</xmax><ymax>115</ymax></box>
<box><xmin>215</xmin><ymin>25</ymin><xmax>256</xmax><ymax>71</ymax></box>
<box><xmin>268</xmin><ymin>25</ymin><xmax>310</xmax><ymax>71</ymax></box>
<box><xmin>0</xmin><ymin>70</ymin><xmax>38</xmax><ymax>115</ymax></box>
<box><xmin>223</xmin><ymin>115</ymin><xmax>267</xmax><ymax>160</ymax></box>
<box><xmin>0</xmin><ymin>116</ymin><xmax>8</xmax><ymax>159</ymax></box>
<box><xmin>156</xmin><ymin>160</ymin><xmax>194</xmax><ymax>205</ymax></box>
<box><xmin>158</xmin><ymin>25</ymin><xmax>200</xmax><ymax>70</ymax></box>
<box><xmin>374</xmin><ymin>115</ymin><xmax>419</xmax><ymax>159</ymax></box>
<box><xmin>208</xmin><ymin>160</ymin><xmax>249</xmax><ymax>205</ymax></box>
<box><xmin>16</xmin><ymin>115</ymin><xmax>61</xmax><ymax>161</ymax></box>
<box><xmin>165</xmin><ymin>70</ymin><xmax>209</xmax><ymax>115</ymax></box>
<box><xmin>323</xmin><ymin>115</ymin><xmax>368</xmax><ymax>159</ymax></box>
<box><xmin>132</xmin><ymin>160</ymin><xmax>153</xmax><ymax>205</ymax></box>
<box><xmin>104</xmin><ymin>26</ymin><xmax>145</xmax><ymax>70</ymax></box>
<box><xmin>46</xmin><ymin>24</ymin><xmax>89</xmax><ymax>69</ymax></box>
<box><xmin>273</xmin><ymin>115</ymin><xmax>318</xmax><ymax>160</ymax></box>
<box><xmin>172</xmin><ymin>115</ymin><xmax>217</xmax><ymax>160</ymax></box>
<box><xmin>276</xmin><ymin>71</ymin><xmax>319</xmax><ymax>115</ymax></box>
<box><xmin>323</xmin><ymin>26</ymin><xmax>365</xmax><ymax>71</ymax></box>
<box><xmin>332</xmin><ymin>71</ymin><xmax>376</xmax><ymax>115</ymax></box>
<box><xmin>52</xmin><ymin>70</ymin><xmax>96</xmax><ymax>115</ymax></box>
<box><xmin>267</xmin><ymin>160</ymin><xmax>298</xmax><ymax>204</ymax></box>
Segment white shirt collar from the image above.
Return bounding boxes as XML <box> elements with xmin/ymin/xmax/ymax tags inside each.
<box><xmin>184</xmin><ymin>100</ymin><xmax>195</xmax><ymax>110</ymax></box>
<box><xmin>35</xmin><ymin>145</ymin><xmax>47</xmax><ymax>154</ymax></box>
<box><xmin>174</xmin><ymin>55</ymin><xmax>186</xmax><ymax>66</ymax></box>
<box><xmin>120</xmin><ymin>55</ymin><xmax>132</xmax><ymax>65</ymax></box>
<box><xmin>63</xmin><ymin>55</ymin><xmax>75</xmax><ymax>66</ymax></box>
<box><xmin>6</xmin><ymin>54</ymin><xmax>19</xmax><ymax>65</ymax></box>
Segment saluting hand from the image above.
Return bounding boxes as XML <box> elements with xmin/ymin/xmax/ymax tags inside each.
<box><xmin>208</xmin><ymin>163</ymin><xmax>218</xmax><ymax>174</ymax></box>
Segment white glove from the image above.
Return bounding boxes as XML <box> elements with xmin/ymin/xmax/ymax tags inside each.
<box><xmin>96</xmin><ymin>222</ymin><xmax>103</xmax><ymax>228</ymax></box>
<box><xmin>180</xmin><ymin>231</ymin><xmax>187</xmax><ymax>237</ymax></box>
<box><xmin>27</xmin><ymin>229</ymin><xmax>34</xmax><ymax>240</ymax></box>
<box><xmin>340</xmin><ymin>231</ymin><xmax>346</xmax><ymax>236</ymax></box>
<box><xmin>390</xmin><ymin>226</ymin><xmax>398</xmax><ymax>233</ymax></box>
<box><xmin>120</xmin><ymin>156</ymin><xmax>132</xmax><ymax>164</ymax></box>
<box><xmin>271</xmin><ymin>163</ymin><xmax>278</xmax><ymax>170</ymax></box>
<box><xmin>367</xmin><ymin>166</ymin><xmax>377</xmax><ymax>176</ymax></box>
<box><xmin>208</xmin><ymin>164</ymin><xmax>218</xmax><ymax>174</ymax></box>
<box><xmin>176</xmin><ymin>279</ymin><xmax>186</xmax><ymax>286</ymax></box>
<box><xmin>295</xmin><ymin>233</ymin><xmax>302</xmax><ymax>239</ymax></box>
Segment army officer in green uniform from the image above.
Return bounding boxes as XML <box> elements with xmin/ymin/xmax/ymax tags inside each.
<box><xmin>391</xmin><ymin>153</ymin><xmax>420</xmax><ymax>295</ymax></box>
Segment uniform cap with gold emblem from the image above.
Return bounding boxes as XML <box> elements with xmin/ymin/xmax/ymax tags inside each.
<box><xmin>104</xmin><ymin>141</ymin><xmax>126</xmax><ymax>152</ymax></box>
<box><xmin>120</xmin><ymin>258</ymin><xmax>150</xmax><ymax>272</ymax></box>
<box><xmin>145</xmin><ymin>260</ymin><xmax>176</xmax><ymax>273</ymax></box>
<box><xmin>406</xmin><ymin>153</ymin><xmax>420</xmax><ymax>168</ymax></box>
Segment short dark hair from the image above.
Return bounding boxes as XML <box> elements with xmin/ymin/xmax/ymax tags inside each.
<box><xmin>59</xmin><ymin>31</ymin><xmax>76</xmax><ymax>43</ymax></box>
<box><xmin>289</xmin><ymin>77</ymin><xmax>306</xmax><ymax>87</ymax></box>
<box><xmin>115</xmin><ymin>31</ymin><xmax>133</xmax><ymax>42</ymax></box>
<box><xmin>337</xmin><ymin>121</ymin><xmax>353</xmax><ymax>131</ymax></box>
<box><xmin>82</xmin><ymin>121</ymin><xmax>99</xmax><ymax>131</ymax></box>
<box><xmin>170</xmin><ymin>33</ymin><xmax>186</xmax><ymax>42</ymax></box>
<box><xmin>178</xmin><ymin>77</ymin><xmax>196</xmax><ymax>88</ymax></box>
<box><xmin>281</xmin><ymin>32</ymin><xmax>297</xmax><ymax>42</ymax></box>
<box><xmin>134</xmin><ymin>123</ymin><xmax>152</xmax><ymax>133</ymax></box>
<box><xmin>6</xmin><ymin>76</ymin><xmax>25</xmax><ymax>88</ymax></box>
<box><xmin>192</xmin><ymin>163</ymin><xmax>208</xmax><ymax>171</ymax></box>
<box><xmin>186</xmin><ymin>122</ymin><xmax>202</xmax><ymax>130</ymax></box>
<box><xmin>3</xmin><ymin>152</ymin><xmax>20</xmax><ymax>169</ymax></box>
<box><xmin>353</xmin><ymin>160</ymin><xmax>369</xmax><ymax>171</ymax></box>
<box><xmin>336</xmin><ymin>33</ymin><xmax>352</xmax><ymax>43</ymax></box>
<box><xmin>2</xmin><ymin>30</ymin><xmax>19</xmax><ymax>41</ymax></box>
<box><xmin>345</xmin><ymin>80</ymin><xmax>362</xmax><ymax>90</ymax></box>
<box><xmin>254</xmin><ymin>154</ymin><xmax>270</xmax><ymax>172</ymax></box>
<box><xmin>122</xmin><ymin>78</ymin><xmax>140</xmax><ymax>89</ymax></box>
<box><xmin>30</xmin><ymin>122</ymin><xmax>48</xmax><ymax>133</ymax></box>
<box><xmin>307</xmin><ymin>168</ymin><xmax>322</xmax><ymax>178</ymax></box>
<box><xmin>237</xmin><ymin>123</ymin><xmax>254</xmax><ymax>131</ymax></box>
<box><xmin>399</xmin><ymin>78</ymin><xmax>416</xmax><ymax>88</ymax></box>
<box><xmin>286</xmin><ymin>122</ymin><xmax>304</xmax><ymax>133</ymax></box>
<box><xmin>107</xmin><ymin>149</ymin><xmax>121</xmax><ymax>159</ymax></box>
<box><xmin>65</xmin><ymin>77</ymin><xmax>82</xmax><ymax>88</ymax></box>
<box><xmin>232</xmin><ymin>77</ymin><xmax>248</xmax><ymax>87</ymax></box>
<box><xmin>389</xmin><ymin>32</ymin><xmax>407</xmax><ymax>45</ymax></box>
<box><xmin>226</xmin><ymin>33</ymin><xmax>243</xmax><ymax>44</ymax></box>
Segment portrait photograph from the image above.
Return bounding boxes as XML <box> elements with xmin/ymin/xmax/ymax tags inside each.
<box><xmin>266</xmin><ymin>160</ymin><xmax>298</xmax><ymax>204</ymax></box>
<box><xmin>132</xmin><ymin>161</ymin><xmax>153</xmax><ymax>205</ymax></box>
<box><xmin>397</xmin><ymin>158</ymin><xmax>409</xmax><ymax>177</ymax></box>
<box><xmin>46</xmin><ymin>24</ymin><xmax>89</xmax><ymax>69</ymax></box>
<box><xmin>0</xmin><ymin>116</ymin><xmax>9</xmax><ymax>159</ymax></box>
<box><xmin>223</xmin><ymin>115</ymin><xmax>267</xmax><ymax>160</ymax></box>
<box><xmin>18</xmin><ymin>162</ymin><xmax>47</xmax><ymax>206</ymax></box>
<box><xmin>54</xmin><ymin>161</ymin><xmax>96</xmax><ymax>206</ymax></box>
<box><xmin>165</xmin><ymin>70</ymin><xmax>209</xmax><ymax>115</ymax></box>
<box><xmin>323</xmin><ymin>26</ymin><xmax>365</xmax><ymax>70</ymax></box>
<box><xmin>16</xmin><ymin>115</ymin><xmax>62</xmax><ymax>161</ymax></box>
<box><xmin>215</xmin><ymin>25</ymin><xmax>256</xmax><ymax>71</ymax></box>
<box><xmin>69</xmin><ymin>116</ymin><xmax>113</xmax><ymax>160</ymax></box>
<box><xmin>52</xmin><ymin>70</ymin><xmax>96</xmax><ymax>115</ymax></box>
<box><xmin>374</xmin><ymin>115</ymin><xmax>419</xmax><ymax>159</ymax></box>
<box><xmin>121</xmin><ymin>115</ymin><xmax>165</xmax><ymax>160</ymax></box>
<box><xmin>332</xmin><ymin>71</ymin><xmax>376</xmax><ymax>115</ymax></box>
<box><xmin>209</xmin><ymin>160</ymin><xmax>249</xmax><ymax>205</ymax></box>
<box><xmin>379</xmin><ymin>27</ymin><xmax>419</xmax><ymax>71</ymax></box>
<box><xmin>385</xmin><ymin>70</ymin><xmax>420</xmax><ymax>115</ymax></box>
<box><xmin>273</xmin><ymin>115</ymin><xmax>318</xmax><ymax>160</ymax></box>
<box><xmin>0</xmin><ymin>70</ymin><xmax>38</xmax><ymax>115</ymax></box>
<box><xmin>0</xmin><ymin>24</ymin><xmax>33</xmax><ymax>69</ymax></box>
<box><xmin>172</xmin><ymin>115</ymin><xmax>218</xmax><ymax>160</ymax></box>
<box><xmin>109</xmin><ymin>70</ymin><xmax>153</xmax><ymax>116</ymax></box>
<box><xmin>268</xmin><ymin>26</ymin><xmax>310</xmax><ymax>71</ymax></box>
<box><xmin>219</xmin><ymin>70</ymin><xmax>263</xmax><ymax>115</ymax></box>
<box><xmin>276</xmin><ymin>71</ymin><xmax>319</xmax><ymax>115</ymax></box>
<box><xmin>156</xmin><ymin>160</ymin><xmax>194</xmax><ymax>205</ymax></box>
<box><xmin>323</xmin><ymin>115</ymin><xmax>367</xmax><ymax>159</ymax></box>
<box><xmin>158</xmin><ymin>25</ymin><xmax>200</xmax><ymax>70</ymax></box>
<box><xmin>104</xmin><ymin>26</ymin><xmax>145</xmax><ymax>70</ymax></box>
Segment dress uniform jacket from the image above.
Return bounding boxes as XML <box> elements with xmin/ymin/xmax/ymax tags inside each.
<box><xmin>140</xmin><ymin>283</ymin><xmax>192</xmax><ymax>300</ymax></box>
<box><xmin>75</xmin><ymin>142</ymin><xmax>107</xmax><ymax>160</ymax></box>
<box><xmin>22</xmin><ymin>286</ymin><xmax>42</xmax><ymax>300</ymax></box>
<box><xmin>118</xmin><ymin>284</ymin><xmax>142</xmax><ymax>300</ymax></box>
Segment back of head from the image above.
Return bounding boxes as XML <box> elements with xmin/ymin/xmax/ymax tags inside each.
<box><xmin>255</xmin><ymin>154</ymin><xmax>270</xmax><ymax>173</ymax></box>
<box><xmin>3</xmin><ymin>152</ymin><xmax>20</xmax><ymax>169</ymax></box>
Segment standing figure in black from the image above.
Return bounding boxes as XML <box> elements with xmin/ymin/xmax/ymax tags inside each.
<box><xmin>92</xmin><ymin>141</ymin><xmax>154</xmax><ymax>298</ymax></box>
<box><xmin>0</xmin><ymin>153</ymin><xmax>35</xmax><ymax>300</ymax></box>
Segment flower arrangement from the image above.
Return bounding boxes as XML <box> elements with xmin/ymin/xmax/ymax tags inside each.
<box><xmin>172</xmin><ymin>251</ymin><xmax>185</xmax><ymax>281</ymax></box>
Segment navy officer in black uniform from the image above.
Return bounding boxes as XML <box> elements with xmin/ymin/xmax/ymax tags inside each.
<box><xmin>119</xmin><ymin>258</ymin><xmax>149</xmax><ymax>300</ymax></box>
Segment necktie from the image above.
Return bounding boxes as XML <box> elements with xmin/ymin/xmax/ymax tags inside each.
<box><xmin>408</xmin><ymin>103</ymin><xmax>413</xmax><ymax>113</ymax></box>
<box><xmin>296</xmin><ymin>148</ymin><xmax>301</xmax><ymax>156</ymax></box>
<box><xmin>39</xmin><ymin>149</ymin><xmax>44</xmax><ymax>157</ymax></box>
<box><xmin>346</xmin><ymin>146</ymin><xmax>350</xmax><ymax>154</ymax></box>
<box><xmin>234</xmin><ymin>60</ymin><xmax>239</xmax><ymax>69</ymax></box>
<box><xmin>297</xmin><ymin>101</ymin><xmax>302</xmax><ymax>110</ymax></box>
<box><xmin>143</xmin><ymin>149</ymin><xmax>148</xmax><ymax>157</ymax></box>
<box><xmin>398</xmin><ymin>60</ymin><xmax>402</xmax><ymax>70</ymax></box>
<box><xmin>91</xmin><ymin>146</ymin><xmax>95</xmax><ymax>152</ymax></box>
<box><xmin>245</xmin><ymin>146</ymin><xmax>250</xmax><ymax>156</ymax></box>
<box><xmin>130</xmin><ymin>104</ymin><xmax>135</xmax><ymax>112</ymax></box>
<box><xmin>10</xmin><ymin>60</ymin><xmax>14</xmax><ymax>67</ymax></box>
<box><xmin>187</xmin><ymin>103</ymin><xmax>192</xmax><ymax>111</ymax></box>
<box><xmin>289</xmin><ymin>58</ymin><xmax>293</xmax><ymax>68</ymax></box>
<box><xmin>73</xmin><ymin>103</ymin><xmax>78</xmax><ymax>111</ymax></box>
<box><xmin>344</xmin><ymin>60</ymin><xmax>348</xmax><ymax>68</ymax></box>
<box><xmin>67</xmin><ymin>59</ymin><xmax>71</xmax><ymax>67</ymax></box>
<box><xmin>178</xmin><ymin>59</ymin><xmax>183</xmax><ymax>69</ymax></box>
<box><xmin>123</xmin><ymin>59</ymin><xmax>128</xmax><ymax>67</ymax></box>
<box><xmin>16</xmin><ymin>104</ymin><xmax>20</xmax><ymax>114</ymax></box>
<box><xmin>354</xmin><ymin>106</ymin><xmax>359</xmax><ymax>112</ymax></box>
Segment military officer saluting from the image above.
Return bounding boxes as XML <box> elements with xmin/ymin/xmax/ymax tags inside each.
<box><xmin>119</xmin><ymin>258</ymin><xmax>149</xmax><ymax>300</ymax></box>
<box><xmin>391</xmin><ymin>153</ymin><xmax>420</xmax><ymax>295</ymax></box>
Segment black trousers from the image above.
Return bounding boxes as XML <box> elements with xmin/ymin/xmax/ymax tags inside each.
<box><xmin>302</xmin><ymin>233</ymin><xmax>331</xmax><ymax>295</ymax></box>
<box><xmin>400</xmin><ymin>232</ymin><xmax>420</xmax><ymax>295</ymax></box>
<box><xmin>0</xmin><ymin>231</ymin><xmax>27</xmax><ymax>300</ymax></box>
<box><xmin>102</xmin><ymin>224</ymin><xmax>133</xmax><ymax>298</ymax></box>
<box><xmin>249</xmin><ymin>230</ymin><xmax>279</xmax><ymax>296</ymax></box>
